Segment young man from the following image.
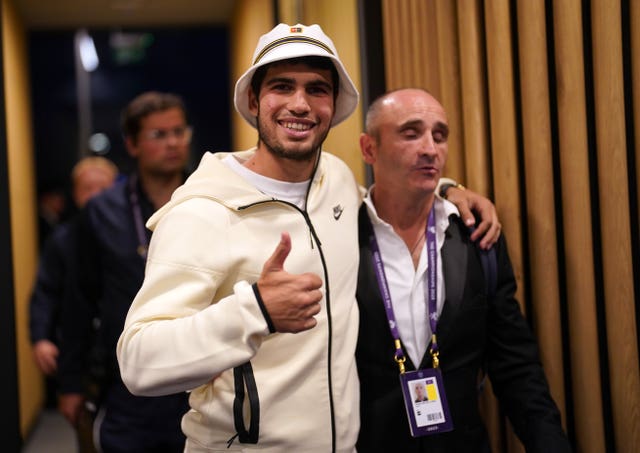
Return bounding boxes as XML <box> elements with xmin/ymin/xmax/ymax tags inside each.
<box><xmin>355</xmin><ymin>88</ymin><xmax>571</xmax><ymax>452</ymax></box>
<box><xmin>58</xmin><ymin>92</ymin><xmax>192</xmax><ymax>452</ymax></box>
<box><xmin>117</xmin><ymin>24</ymin><xmax>363</xmax><ymax>452</ymax></box>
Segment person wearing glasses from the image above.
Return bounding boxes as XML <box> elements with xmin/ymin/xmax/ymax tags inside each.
<box><xmin>58</xmin><ymin>91</ymin><xmax>191</xmax><ymax>452</ymax></box>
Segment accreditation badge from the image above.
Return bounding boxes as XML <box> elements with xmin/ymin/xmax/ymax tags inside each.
<box><xmin>399</xmin><ymin>368</ymin><xmax>453</xmax><ymax>437</ymax></box>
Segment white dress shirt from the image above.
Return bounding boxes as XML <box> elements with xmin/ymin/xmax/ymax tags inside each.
<box><xmin>363</xmin><ymin>186</ymin><xmax>460</xmax><ymax>367</ymax></box>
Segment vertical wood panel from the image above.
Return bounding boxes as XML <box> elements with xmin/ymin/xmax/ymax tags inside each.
<box><xmin>300</xmin><ymin>0</ymin><xmax>365</xmax><ymax>185</ymax></box>
<box><xmin>381</xmin><ymin>0</ymin><xmax>399</xmax><ymax>88</ymax></box>
<box><xmin>458</xmin><ymin>3</ymin><xmax>502</xmax><ymax>449</ymax></box>
<box><xmin>421</xmin><ymin>0</ymin><xmax>441</xmax><ymax>95</ymax></box>
<box><xmin>484</xmin><ymin>2</ymin><xmax>525</xmax><ymax>450</ymax></box>
<box><xmin>409</xmin><ymin>0</ymin><xmax>422</xmax><ymax>86</ymax></box>
<box><xmin>392</xmin><ymin>1</ymin><xmax>409</xmax><ymax>87</ymax></box>
<box><xmin>434</xmin><ymin>0</ymin><xmax>464</xmax><ymax>180</ymax></box>
<box><xmin>3</xmin><ymin>0</ymin><xmax>44</xmax><ymax>438</ymax></box>
<box><xmin>632</xmin><ymin>0</ymin><xmax>640</xmax><ymax>231</ymax></box>
<box><xmin>551</xmin><ymin>1</ymin><xmax>605</xmax><ymax>450</ymax></box>
<box><xmin>457</xmin><ymin>0</ymin><xmax>491</xmax><ymax>196</ymax></box>
<box><xmin>515</xmin><ymin>0</ymin><xmax>566</xmax><ymax>426</ymax></box>
<box><xmin>230</xmin><ymin>0</ymin><xmax>272</xmax><ymax>151</ymax></box>
<box><xmin>590</xmin><ymin>1</ymin><xmax>640</xmax><ymax>451</ymax></box>
<box><xmin>484</xmin><ymin>0</ymin><xmax>525</xmax><ymax>309</ymax></box>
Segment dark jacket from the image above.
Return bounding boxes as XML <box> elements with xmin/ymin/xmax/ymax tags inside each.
<box><xmin>58</xmin><ymin>175</ymin><xmax>189</xmax><ymax>451</ymax></box>
<box><xmin>356</xmin><ymin>205</ymin><xmax>570</xmax><ymax>453</ymax></box>
<box><xmin>30</xmin><ymin>220</ymin><xmax>77</xmax><ymax>345</ymax></box>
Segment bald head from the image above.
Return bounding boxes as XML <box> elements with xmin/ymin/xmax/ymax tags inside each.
<box><xmin>359</xmin><ymin>88</ymin><xmax>449</xmax><ymax>199</ymax></box>
<box><xmin>365</xmin><ymin>88</ymin><xmax>447</xmax><ymax>142</ymax></box>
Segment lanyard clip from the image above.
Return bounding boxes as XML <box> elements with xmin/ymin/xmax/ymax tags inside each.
<box><xmin>429</xmin><ymin>334</ymin><xmax>440</xmax><ymax>369</ymax></box>
<box><xmin>394</xmin><ymin>339</ymin><xmax>407</xmax><ymax>374</ymax></box>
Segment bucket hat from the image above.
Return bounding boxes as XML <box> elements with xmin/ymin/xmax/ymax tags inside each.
<box><xmin>234</xmin><ymin>23</ymin><xmax>359</xmax><ymax>128</ymax></box>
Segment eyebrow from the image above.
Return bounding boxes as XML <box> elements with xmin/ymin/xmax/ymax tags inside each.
<box><xmin>398</xmin><ymin>118</ymin><xmax>449</xmax><ymax>134</ymax></box>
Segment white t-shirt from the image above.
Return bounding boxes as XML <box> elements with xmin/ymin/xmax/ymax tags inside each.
<box><xmin>223</xmin><ymin>154</ymin><xmax>310</xmax><ymax>209</ymax></box>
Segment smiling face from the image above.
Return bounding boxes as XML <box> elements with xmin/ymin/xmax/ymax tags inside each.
<box><xmin>248</xmin><ymin>61</ymin><xmax>335</xmax><ymax>163</ymax></box>
<box><xmin>361</xmin><ymin>89</ymin><xmax>449</xmax><ymax>197</ymax></box>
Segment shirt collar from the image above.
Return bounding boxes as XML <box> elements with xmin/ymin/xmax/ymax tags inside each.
<box><xmin>363</xmin><ymin>184</ymin><xmax>460</xmax><ymax>230</ymax></box>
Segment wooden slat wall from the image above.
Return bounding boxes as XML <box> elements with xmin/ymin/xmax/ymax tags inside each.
<box><xmin>590</xmin><ymin>1</ymin><xmax>640</xmax><ymax>451</ymax></box>
<box><xmin>456</xmin><ymin>0</ymin><xmax>491</xmax><ymax>196</ymax></box>
<box><xmin>552</xmin><ymin>0</ymin><xmax>605</xmax><ymax>451</ymax></box>
<box><xmin>379</xmin><ymin>0</ymin><xmax>640</xmax><ymax>452</ymax></box>
<box><xmin>516</xmin><ymin>0</ymin><xmax>565</xmax><ymax>438</ymax></box>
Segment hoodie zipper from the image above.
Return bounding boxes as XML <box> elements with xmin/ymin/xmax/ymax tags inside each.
<box><xmin>238</xmin><ymin>199</ymin><xmax>337</xmax><ymax>453</ymax></box>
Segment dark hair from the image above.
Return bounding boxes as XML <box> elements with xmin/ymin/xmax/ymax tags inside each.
<box><xmin>249</xmin><ymin>56</ymin><xmax>340</xmax><ymax>101</ymax></box>
<box><xmin>121</xmin><ymin>91</ymin><xmax>186</xmax><ymax>144</ymax></box>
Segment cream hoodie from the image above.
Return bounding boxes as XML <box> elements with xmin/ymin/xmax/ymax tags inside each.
<box><xmin>117</xmin><ymin>149</ymin><xmax>360</xmax><ymax>452</ymax></box>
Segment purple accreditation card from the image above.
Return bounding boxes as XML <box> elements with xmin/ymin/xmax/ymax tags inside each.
<box><xmin>399</xmin><ymin>368</ymin><xmax>453</xmax><ymax>437</ymax></box>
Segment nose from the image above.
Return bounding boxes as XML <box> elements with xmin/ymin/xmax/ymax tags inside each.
<box><xmin>420</xmin><ymin>134</ymin><xmax>437</xmax><ymax>157</ymax></box>
<box><xmin>289</xmin><ymin>88</ymin><xmax>311</xmax><ymax>114</ymax></box>
<box><xmin>165</xmin><ymin>132</ymin><xmax>179</xmax><ymax>146</ymax></box>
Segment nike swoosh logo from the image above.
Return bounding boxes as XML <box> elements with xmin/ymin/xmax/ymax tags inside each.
<box><xmin>333</xmin><ymin>204</ymin><xmax>344</xmax><ymax>220</ymax></box>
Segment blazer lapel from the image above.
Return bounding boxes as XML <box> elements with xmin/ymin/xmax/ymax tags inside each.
<box><xmin>438</xmin><ymin>215</ymin><xmax>468</xmax><ymax>333</ymax></box>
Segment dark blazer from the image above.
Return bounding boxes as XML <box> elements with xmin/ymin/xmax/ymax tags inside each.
<box><xmin>356</xmin><ymin>204</ymin><xmax>570</xmax><ymax>453</ymax></box>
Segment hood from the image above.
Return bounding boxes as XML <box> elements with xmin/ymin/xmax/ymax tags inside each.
<box><xmin>147</xmin><ymin>149</ymin><xmax>326</xmax><ymax>230</ymax></box>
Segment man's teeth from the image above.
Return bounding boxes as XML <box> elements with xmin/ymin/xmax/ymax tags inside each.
<box><xmin>283</xmin><ymin>122</ymin><xmax>311</xmax><ymax>131</ymax></box>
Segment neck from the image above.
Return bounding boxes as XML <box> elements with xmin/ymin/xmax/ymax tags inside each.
<box><xmin>243</xmin><ymin>146</ymin><xmax>318</xmax><ymax>182</ymax></box>
<box><xmin>372</xmin><ymin>185</ymin><xmax>435</xmax><ymax>268</ymax></box>
<box><xmin>372</xmin><ymin>185</ymin><xmax>434</xmax><ymax>230</ymax></box>
<box><xmin>138</xmin><ymin>171</ymin><xmax>183</xmax><ymax>209</ymax></box>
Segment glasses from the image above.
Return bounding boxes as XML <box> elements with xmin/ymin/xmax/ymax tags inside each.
<box><xmin>142</xmin><ymin>126</ymin><xmax>193</xmax><ymax>144</ymax></box>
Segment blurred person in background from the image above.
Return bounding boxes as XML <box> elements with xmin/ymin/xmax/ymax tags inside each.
<box><xmin>37</xmin><ymin>186</ymin><xmax>68</xmax><ymax>246</ymax></box>
<box><xmin>30</xmin><ymin>155</ymin><xmax>119</xmax><ymax>451</ymax></box>
<box><xmin>58</xmin><ymin>91</ymin><xmax>192</xmax><ymax>452</ymax></box>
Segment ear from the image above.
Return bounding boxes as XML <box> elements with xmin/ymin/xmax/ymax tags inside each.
<box><xmin>359</xmin><ymin>133</ymin><xmax>377</xmax><ymax>165</ymax></box>
<box><xmin>248</xmin><ymin>88</ymin><xmax>259</xmax><ymax>117</ymax></box>
<box><xmin>125</xmin><ymin>136</ymin><xmax>139</xmax><ymax>158</ymax></box>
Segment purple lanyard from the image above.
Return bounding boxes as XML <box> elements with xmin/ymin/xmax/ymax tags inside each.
<box><xmin>369</xmin><ymin>208</ymin><xmax>439</xmax><ymax>373</ymax></box>
<box><xmin>128</xmin><ymin>174</ymin><xmax>149</xmax><ymax>260</ymax></box>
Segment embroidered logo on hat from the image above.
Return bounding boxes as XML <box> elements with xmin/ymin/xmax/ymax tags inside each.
<box><xmin>253</xmin><ymin>36</ymin><xmax>335</xmax><ymax>65</ymax></box>
<box><xmin>290</xmin><ymin>26</ymin><xmax>302</xmax><ymax>33</ymax></box>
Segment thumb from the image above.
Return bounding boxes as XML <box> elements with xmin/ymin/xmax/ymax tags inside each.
<box><xmin>262</xmin><ymin>232</ymin><xmax>292</xmax><ymax>273</ymax></box>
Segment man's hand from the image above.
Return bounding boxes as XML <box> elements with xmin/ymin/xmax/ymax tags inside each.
<box><xmin>256</xmin><ymin>232</ymin><xmax>323</xmax><ymax>333</ymax></box>
<box><xmin>58</xmin><ymin>393</ymin><xmax>86</xmax><ymax>427</ymax></box>
<box><xmin>446</xmin><ymin>187</ymin><xmax>501</xmax><ymax>250</ymax></box>
<box><xmin>32</xmin><ymin>339</ymin><xmax>59</xmax><ymax>375</ymax></box>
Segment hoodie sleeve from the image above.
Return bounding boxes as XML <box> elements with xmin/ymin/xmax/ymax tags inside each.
<box><xmin>117</xmin><ymin>197</ymin><xmax>270</xmax><ymax>397</ymax></box>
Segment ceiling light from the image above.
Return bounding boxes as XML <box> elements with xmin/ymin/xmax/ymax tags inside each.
<box><xmin>77</xmin><ymin>29</ymin><xmax>99</xmax><ymax>72</ymax></box>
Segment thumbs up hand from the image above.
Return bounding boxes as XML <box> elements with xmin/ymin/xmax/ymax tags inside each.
<box><xmin>256</xmin><ymin>232</ymin><xmax>323</xmax><ymax>333</ymax></box>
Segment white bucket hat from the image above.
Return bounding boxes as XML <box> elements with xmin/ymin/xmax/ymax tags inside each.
<box><xmin>234</xmin><ymin>23</ymin><xmax>359</xmax><ymax>128</ymax></box>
